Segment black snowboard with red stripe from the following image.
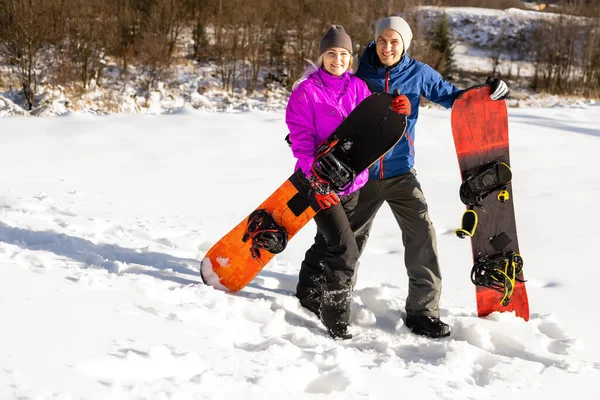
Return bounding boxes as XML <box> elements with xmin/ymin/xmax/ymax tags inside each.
<box><xmin>451</xmin><ymin>85</ymin><xmax>529</xmax><ymax>321</ymax></box>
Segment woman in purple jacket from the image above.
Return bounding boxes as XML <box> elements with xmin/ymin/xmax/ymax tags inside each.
<box><xmin>285</xmin><ymin>25</ymin><xmax>410</xmax><ymax>339</ymax></box>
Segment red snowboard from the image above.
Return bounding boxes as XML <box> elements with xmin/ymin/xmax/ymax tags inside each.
<box><xmin>451</xmin><ymin>85</ymin><xmax>529</xmax><ymax>321</ymax></box>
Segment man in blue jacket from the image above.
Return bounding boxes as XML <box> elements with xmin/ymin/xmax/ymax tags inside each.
<box><xmin>351</xmin><ymin>16</ymin><xmax>509</xmax><ymax>338</ymax></box>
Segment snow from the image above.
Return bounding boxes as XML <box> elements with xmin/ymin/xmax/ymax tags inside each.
<box><xmin>1</xmin><ymin>5</ymin><xmax>600</xmax><ymax>400</ymax></box>
<box><xmin>1</xmin><ymin>101</ymin><xmax>599</xmax><ymax>399</ymax></box>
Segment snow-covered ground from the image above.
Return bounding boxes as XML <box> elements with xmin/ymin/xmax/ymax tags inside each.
<box><xmin>1</xmin><ymin>100</ymin><xmax>599</xmax><ymax>399</ymax></box>
<box><xmin>1</xmin><ymin>5</ymin><xmax>599</xmax><ymax>399</ymax></box>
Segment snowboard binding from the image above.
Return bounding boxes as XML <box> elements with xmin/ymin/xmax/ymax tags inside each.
<box><xmin>471</xmin><ymin>252</ymin><xmax>525</xmax><ymax>306</ymax></box>
<box><xmin>242</xmin><ymin>210</ymin><xmax>288</xmax><ymax>260</ymax></box>
<box><xmin>312</xmin><ymin>136</ymin><xmax>355</xmax><ymax>192</ymax></box>
<box><xmin>455</xmin><ymin>209</ymin><xmax>478</xmax><ymax>238</ymax></box>
<box><xmin>460</xmin><ymin>161</ymin><xmax>512</xmax><ymax>209</ymax></box>
<box><xmin>455</xmin><ymin>161</ymin><xmax>512</xmax><ymax>239</ymax></box>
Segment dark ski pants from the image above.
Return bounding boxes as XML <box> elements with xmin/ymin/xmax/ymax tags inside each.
<box><xmin>296</xmin><ymin>192</ymin><xmax>359</xmax><ymax>326</ymax></box>
<box><xmin>351</xmin><ymin>169</ymin><xmax>442</xmax><ymax>318</ymax></box>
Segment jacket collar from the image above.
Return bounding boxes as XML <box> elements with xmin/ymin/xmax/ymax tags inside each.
<box><xmin>310</xmin><ymin>68</ymin><xmax>351</xmax><ymax>98</ymax></box>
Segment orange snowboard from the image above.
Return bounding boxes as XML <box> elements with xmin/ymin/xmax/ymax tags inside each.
<box><xmin>201</xmin><ymin>175</ymin><xmax>318</xmax><ymax>292</ymax></box>
<box><xmin>201</xmin><ymin>92</ymin><xmax>407</xmax><ymax>292</ymax></box>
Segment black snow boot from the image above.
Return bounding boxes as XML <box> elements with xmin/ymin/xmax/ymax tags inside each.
<box><xmin>321</xmin><ymin>288</ymin><xmax>352</xmax><ymax>340</ymax></box>
<box><xmin>405</xmin><ymin>315</ymin><xmax>451</xmax><ymax>339</ymax></box>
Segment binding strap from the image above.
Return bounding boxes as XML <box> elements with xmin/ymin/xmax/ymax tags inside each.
<box><xmin>471</xmin><ymin>252</ymin><xmax>525</xmax><ymax>306</ymax></box>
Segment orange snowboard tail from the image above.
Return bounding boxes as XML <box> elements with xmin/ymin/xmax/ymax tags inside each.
<box><xmin>201</xmin><ymin>179</ymin><xmax>316</xmax><ymax>292</ymax></box>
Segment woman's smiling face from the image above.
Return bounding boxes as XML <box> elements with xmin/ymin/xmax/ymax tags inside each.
<box><xmin>322</xmin><ymin>47</ymin><xmax>351</xmax><ymax>76</ymax></box>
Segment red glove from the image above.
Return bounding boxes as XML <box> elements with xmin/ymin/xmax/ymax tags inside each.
<box><xmin>309</xmin><ymin>176</ymin><xmax>340</xmax><ymax>209</ymax></box>
<box><xmin>392</xmin><ymin>94</ymin><xmax>411</xmax><ymax>115</ymax></box>
<box><xmin>315</xmin><ymin>192</ymin><xmax>340</xmax><ymax>209</ymax></box>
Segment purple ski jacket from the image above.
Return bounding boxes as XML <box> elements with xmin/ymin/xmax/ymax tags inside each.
<box><xmin>286</xmin><ymin>68</ymin><xmax>371</xmax><ymax>196</ymax></box>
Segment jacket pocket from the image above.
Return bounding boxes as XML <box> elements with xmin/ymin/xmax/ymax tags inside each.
<box><xmin>313</xmin><ymin>103</ymin><xmax>344</xmax><ymax>140</ymax></box>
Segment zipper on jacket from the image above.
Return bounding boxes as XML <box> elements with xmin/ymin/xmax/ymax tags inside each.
<box><xmin>385</xmin><ymin>69</ymin><xmax>389</xmax><ymax>94</ymax></box>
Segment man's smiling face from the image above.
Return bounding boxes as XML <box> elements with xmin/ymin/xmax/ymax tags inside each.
<box><xmin>376</xmin><ymin>29</ymin><xmax>404</xmax><ymax>66</ymax></box>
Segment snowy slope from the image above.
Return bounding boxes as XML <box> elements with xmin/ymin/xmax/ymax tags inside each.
<box><xmin>1</xmin><ymin>102</ymin><xmax>599</xmax><ymax>399</ymax></box>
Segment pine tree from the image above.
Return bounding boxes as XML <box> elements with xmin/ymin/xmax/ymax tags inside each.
<box><xmin>431</xmin><ymin>13</ymin><xmax>456</xmax><ymax>80</ymax></box>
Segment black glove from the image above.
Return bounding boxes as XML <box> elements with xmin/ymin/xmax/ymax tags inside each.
<box><xmin>486</xmin><ymin>77</ymin><xmax>510</xmax><ymax>101</ymax></box>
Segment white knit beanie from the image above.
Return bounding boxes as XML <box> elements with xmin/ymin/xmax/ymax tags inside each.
<box><xmin>374</xmin><ymin>16</ymin><xmax>413</xmax><ymax>53</ymax></box>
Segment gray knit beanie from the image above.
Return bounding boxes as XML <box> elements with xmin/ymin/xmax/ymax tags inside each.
<box><xmin>374</xmin><ymin>16</ymin><xmax>413</xmax><ymax>53</ymax></box>
<box><xmin>319</xmin><ymin>25</ymin><xmax>353</xmax><ymax>55</ymax></box>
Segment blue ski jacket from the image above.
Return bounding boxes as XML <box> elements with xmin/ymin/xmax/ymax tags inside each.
<box><xmin>355</xmin><ymin>42</ymin><xmax>462</xmax><ymax>180</ymax></box>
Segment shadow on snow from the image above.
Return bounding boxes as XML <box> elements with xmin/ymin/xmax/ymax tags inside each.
<box><xmin>0</xmin><ymin>222</ymin><xmax>201</xmax><ymax>285</ymax></box>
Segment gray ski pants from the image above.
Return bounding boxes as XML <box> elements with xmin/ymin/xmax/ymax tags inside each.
<box><xmin>351</xmin><ymin>169</ymin><xmax>442</xmax><ymax>317</ymax></box>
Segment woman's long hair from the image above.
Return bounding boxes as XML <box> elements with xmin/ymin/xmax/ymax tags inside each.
<box><xmin>291</xmin><ymin>54</ymin><xmax>356</xmax><ymax>91</ymax></box>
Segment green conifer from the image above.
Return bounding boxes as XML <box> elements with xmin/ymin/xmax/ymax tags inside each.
<box><xmin>431</xmin><ymin>13</ymin><xmax>456</xmax><ymax>80</ymax></box>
